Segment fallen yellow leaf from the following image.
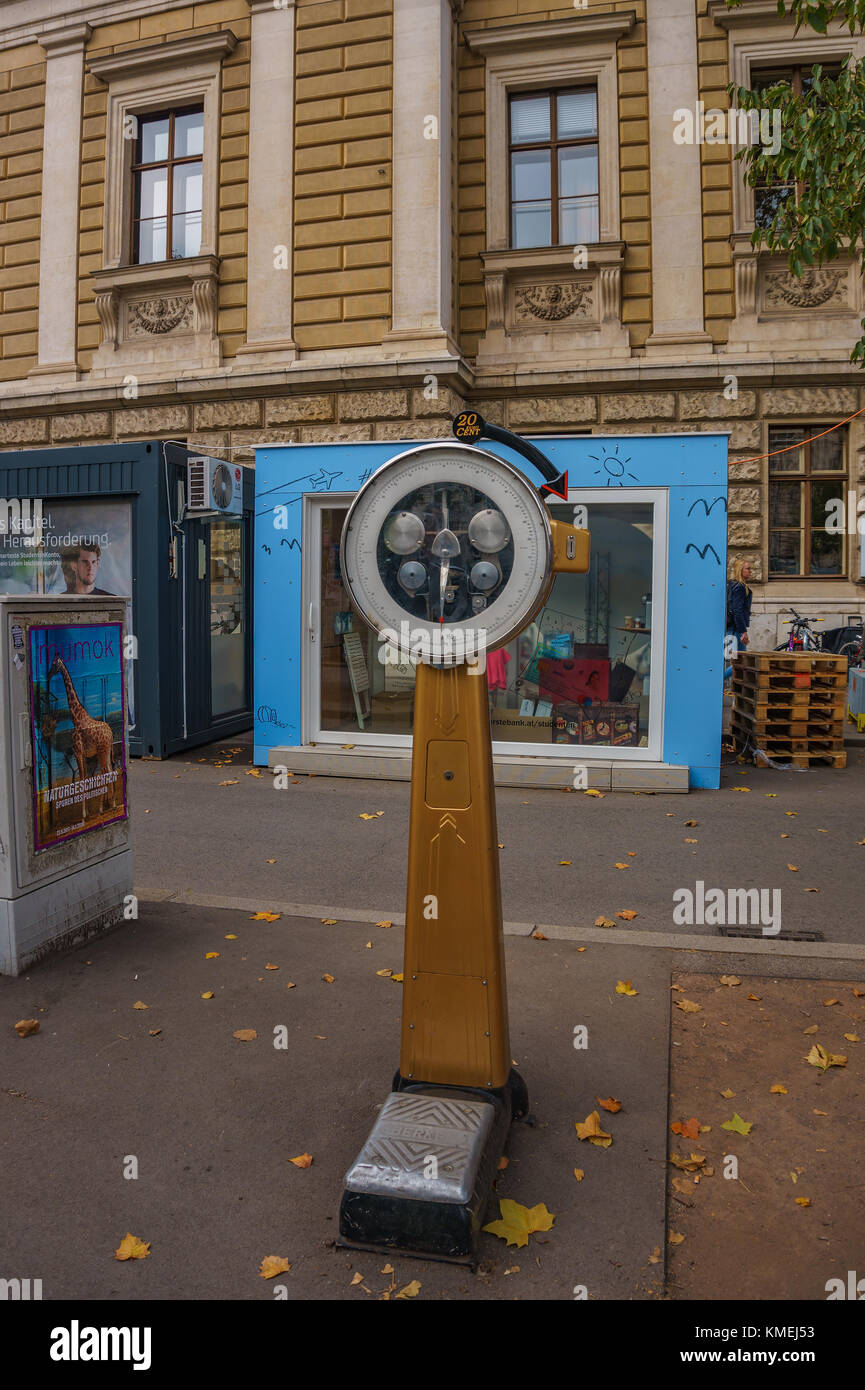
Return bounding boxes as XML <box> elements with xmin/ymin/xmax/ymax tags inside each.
<box><xmin>233</xmin><ymin>1029</ymin><xmax>257</xmax><ymax>1042</ymax></box>
<box><xmin>218</xmin><ymin>779</ymin><xmax>239</xmax><ymax>786</ymax></box>
<box><xmin>321</xmin><ymin>918</ymin><xmax>338</xmax><ymax>925</ymax></box>
<box><xmin>719</xmin><ymin>976</ymin><xmax>741</xmax><ymax>986</ymax></box>
<box><xmin>807</xmin><ymin>1043</ymin><xmax>846</xmax><ymax>1072</ymax></box>
<box><xmin>573</xmin><ymin>1168</ymin><xmax>585</xmax><ymax>1182</ymax></box>
<box><xmin>250</xmin><ymin>912</ymin><xmax>281</xmax><ymax>922</ymax></box>
<box><xmin>616</xmin><ymin>979</ymin><xmax>638</xmax><ymax>996</ymax></box>
<box><xmin>376</xmin><ymin>968</ymin><xmax>393</xmax><ymax>978</ymax></box>
<box><xmin>669</xmin><ymin>1153</ymin><xmax>706</xmax><ymax>1172</ymax></box>
<box><xmin>617</xmin><ymin>909</ymin><xmax>638</xmax><ymax>921</ymax></box>
<box><xmin>265</xmin><ymin>963</ymin><xmax>279</xmax><ymax>971</ymax></box>
<box><xmin>668</xmin><ymin>1231</ymin><xmax>685</xmax><ymax>1245</ymax></box>
<box><xmin>132</xmin><ymin>1001</ymin><xmax>149</xmax><ymax>1010</ymax></box>
<box><xmin>770</xmin><ymin>1084</ymin><xmax>788</xmax><ymax>1095</ymax></box>
<box><xmin>795</xmin><ymin>1197</ymin><xmax>811</xmax><ymax>1208</ymax></box>
<box><xmin>595</xmin><ymin>916</ymin><xmax>615</xmax><ymax>928</ymax></box>
<box><xmin>575</xmin><ymin>1111</ymin><xmax>612</xmax><ymax>1146</ymax></box>
<box><xmin>676</xmin><ymin>999</ymin><xmax>701</xmax><ymax>1014</ymax></box>
<box><xmin>114</xmin><ymin>1233</ymin><xmax>150</xmax><ymax>1262</ymax></box>
<box><xmin>395</xmin><ymin>1280</ymin><xmax>421</xmax><ymax>1299</ymax></box>
<box><xmin>482</xmin><ymin>1199</ymin><xmax>555</xmax><ymax>1248</ymax></box>
<box><xmin>376</xmin><ymin>920</ymin><xmax>393</xmax><ymax>929</ymax></box>
<box><xmin>13</xmin><ymin>1019</ymin><xmax>39</xmax><ymax>1037</ymax></box>
<box><xmin>259</xmin><ymin>1255</ymin><xmax>291</xmax><ymax>1279</ymax></box>
<box><xmin>201</xmin><ymin>992</ymin><xmax>214</xmax><ymax>1000</ymax></box>
<box><xmin>843</xmin><ymin>1033</ymin><xmax>860</xmax><ymax>1043</ymax></box>
<box><xmin>596</xmin><ymin>1096</ymin><xmax>622</xmax><ymax>1113</ymax></box>
<box><xmin>322</xmin><ymin>973</ymin><xmax>335</xmax><ymax>983</ymax></box>
<box><xmin>205</xmin><ymin>952</ymin><xmax>220</xmax><ymax>959</ymax></box>
<box><xmin>583</xmin><ymin>788</ymin><xmax>604</xmax><ymax>797</ymax></box>
<box><xmin>290</xmin><ymin>1154</ymin><xmax>313</xmax><ymax>1169</ymax></box>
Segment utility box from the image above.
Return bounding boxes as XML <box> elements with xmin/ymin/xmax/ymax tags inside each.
<box><xmin>848</xmin><ymin>665</ymin><xmax>865</xmax><ymax>733</ymax></box>
<box><xmin>0</xmin><ymin>595</ymin><xmax>133</xmax><ymax>975</ymax></box>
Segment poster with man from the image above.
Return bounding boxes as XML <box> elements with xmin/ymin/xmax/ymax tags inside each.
<box><xmin>0</xmin><ymin>499</ymin><xmax>131</xmax><ymax>596</ymax></box>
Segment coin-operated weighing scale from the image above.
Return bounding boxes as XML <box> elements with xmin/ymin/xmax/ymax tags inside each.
<box><xmin>337</xmin><ymin>415</ymin><xmax>589</xmax><ymax>1264</ymax></box>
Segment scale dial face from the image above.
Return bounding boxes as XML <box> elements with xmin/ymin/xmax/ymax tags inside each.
<box><xmin>341</xmin><ymin>443</ymin><xmax>553</xmax><ymax>659</ymax></box>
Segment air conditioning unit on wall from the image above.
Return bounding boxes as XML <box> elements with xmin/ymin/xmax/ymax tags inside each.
<box><xmin>186</xmin><ymin>457</ymin><xmax>244</xmax><ymax>516</ymax></box>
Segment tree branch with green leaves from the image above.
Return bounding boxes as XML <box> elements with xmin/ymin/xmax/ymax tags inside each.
<box><xmin>726</xmin><ymin>0</ymin><xmax>865</xmax><ymax>360</ymax></box>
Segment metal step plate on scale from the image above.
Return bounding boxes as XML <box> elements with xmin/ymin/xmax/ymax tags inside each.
<box><xmin>339</xmin><ymin>1088</ymin><xmax>508</xmax><ymax>1265</ymax></box>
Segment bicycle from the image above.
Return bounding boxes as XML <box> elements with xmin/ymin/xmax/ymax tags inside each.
<box><xmin>775</xmin><ymin>607</ymin><xmax>825</xmax><ymax>651</ymax></box>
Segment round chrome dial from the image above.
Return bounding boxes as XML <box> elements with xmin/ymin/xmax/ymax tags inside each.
<box><xmin>340</xmin><ymin>443</ymin><xmax>554</xmax><ymax>661</ymax></box>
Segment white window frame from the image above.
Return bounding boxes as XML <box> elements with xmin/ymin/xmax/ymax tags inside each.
<box><xmin>302</xmin><ymin>487</ymin><xmax>668</xmax><ymax>764</ymax></box>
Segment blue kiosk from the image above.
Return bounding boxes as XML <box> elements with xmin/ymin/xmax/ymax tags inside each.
<box><xmin>253</xmin><ymin>432</ymin><xmax>728</xmax><ymax>791</ymax></box>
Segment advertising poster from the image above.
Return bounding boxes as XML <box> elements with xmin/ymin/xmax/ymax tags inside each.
<box><xmin>0</xmin><ymin>498</ymin><xmax>132</xmax><ymax>596</ymax></box>
<box><xmin>29</xmin><ymin>622</ymin><xmax>127</xmax><ymax>850</ymax></box>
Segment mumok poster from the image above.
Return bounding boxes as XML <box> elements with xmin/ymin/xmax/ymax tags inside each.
<box><xmin>29</xmin><ymin>622</ymin><xmax>127</xmax><ymax>850</ymax></box>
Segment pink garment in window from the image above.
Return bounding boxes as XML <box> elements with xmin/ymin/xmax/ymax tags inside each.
<box><xmin>486</xmin><ymin>648</ymin><xmax>510</xmax><ymax>690</ymax></box>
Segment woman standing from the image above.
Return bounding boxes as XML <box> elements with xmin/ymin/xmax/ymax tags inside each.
<box><xmin>725</xmin><ymin>558</ymin><xmax>753</xmax><ymax>677</ymax></box>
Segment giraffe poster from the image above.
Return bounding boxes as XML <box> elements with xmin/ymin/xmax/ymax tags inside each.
<box><xmin>28</xmin><ymin>621</ymin><xmax>127</xmax><ymax>850</ymax></box>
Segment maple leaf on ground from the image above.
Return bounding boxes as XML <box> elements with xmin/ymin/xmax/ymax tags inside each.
<box><xmin>114</xmin><ymin>1233</ymin><xmax>150</xmax><ymax>1262</ymax></box>
<box><xmin>616</xmin><ymin>979</ymin><xmax>638</xmax><ymax>996</ymax></box>
<box><xmin>259</xmin><ymin>1255</ymin><xmax>291</xmax><ymax>1279</ymax></box>
<box><xmin>721</xmin><ymin>1112</ymin><xmax>753</xmax><ymax>1136</ymax></box>
<box><xmin>719</xmin><ymin>975</ymin><xmax>741</xmax><ymax>987</ymax></box>
<box><xmin>595</xmin><ymin>916</ymin><xmax>616</xmax><ymax>928</ymax></box>
<box><xmin>617</xmin><ymin>909</ymin><xmax>638</xmax><ymax>920</ymax></box>
<box><xmin>671</xmin><ymin>1117</ymin><xmax>701</xmax><ymax>1141</ymax></box>
<box><xmin>669</xmin><ymin>1153</ymin><xmax>706</xmax><ymax>1172</ymax></box>
<box><xmin>482</xmin><ymin>1199</ymin><xmax>555</xmax><ymax>1248</ymax></box>
<box><xmin>807</xmin><ymin>1043</ymin><xmax>847</xmax><ymax>1072</ymax></box>
<box><xmin>395</xmin><ymin>1280</ymin><xmax>422</xmax><ymax>1299</ymax></box>
<box><xmin>575</xmin><ymin>1111</ymin><xmax>612</xmax><ymax>1146</ymax></box>
<box><xmin>289</xmin><ymin>1154</ymin><xmax>313</xmax><ymax>1169</ymax></box>
<box><xmin>770</xmin><ymin>1084</ymin><xmax>788</xmax><ymax>1095</ymax></box>
<box><xmin>596</xmin><ymin>1096</ymin><xmax>622</xmax><ymax>1113</ymax></box>
<box><xmin>250</xmin><ymin>911</ymin><xmax>281</xmax><ymax>922</ymax></box>
<box><xmin>132</xmin><ymin>1001</ymin><xmax>149</xmax><ymax>1010</ymax></box>
<box><xmin>720</xmin><ymin>1088</ymin><xmax>735</xmax><ymax>1100</ymax></box>
<box><xmin>676</xmin><ymin>999</ymin><xmax>701</xmax><ymax>1014</ymax></box>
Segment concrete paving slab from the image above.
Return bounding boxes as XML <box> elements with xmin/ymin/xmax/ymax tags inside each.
<box><xmin>0</xmin><ymin>902</ymin><xmax>671</xmax><ymax>1301</ymax></box>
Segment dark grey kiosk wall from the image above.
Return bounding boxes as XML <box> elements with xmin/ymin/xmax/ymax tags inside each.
<box><xmin>0</xmin><ymin>442</ymin><xmax>254</xmax><ymax>757</ymax></box>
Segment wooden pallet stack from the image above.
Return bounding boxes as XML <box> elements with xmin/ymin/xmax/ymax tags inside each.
<box><xmin>731</xmin><ymin>652</ymin><xmax>848</xmax><ymax>768</ymax></box>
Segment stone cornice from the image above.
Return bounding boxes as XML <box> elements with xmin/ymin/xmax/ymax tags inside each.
<box><xmin>87</xmin><ymin>30</ymin><xmax>237</xmax><ymax>82</ymax></box>
<box><xmin>707</xmin><ymin>1</ymin><xmax>794</xmax><ymax>28</ymax></box>
<box><xmin>1</xmin><ymin>355</ymin><xmax>862</xmax><ymax>420</ymax></box>
<box><xmin>465</xmin><ymin>11</ymin><xmax>637</xmax><ymax>55</ymax></box>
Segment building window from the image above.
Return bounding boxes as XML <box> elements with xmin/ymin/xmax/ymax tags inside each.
<box><xmin>509</xmin><ymin>88</ymin><xmax>599</xmax><ymax>249</ymax></box>
<box><xmin>750</xmin><ymin>66</ymin><xmax>841</xmax><ymax>230</ymax></box>
<box><xmin>131</xmin><ymin>106</ymin><xmax>204</xmax><ymax>264</ymax></box>
<box><xmin>768</xmin><ymin>426</ymin><xmax>846</xmax><ymax>577</ymax></box>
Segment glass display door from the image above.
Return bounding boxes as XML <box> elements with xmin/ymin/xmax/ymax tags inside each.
<box><xmin>302</xmin><ymin>490</ymin><xmax>666</xmax><ymax>760</ymax></box>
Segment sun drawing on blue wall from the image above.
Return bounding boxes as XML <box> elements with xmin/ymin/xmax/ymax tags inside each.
<box><xmin>589</xmin><ymin>444</ymin><xmax>638</xmax><ymax>486</ymax></box>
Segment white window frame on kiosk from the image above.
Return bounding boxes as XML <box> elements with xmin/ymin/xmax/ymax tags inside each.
<box><xmin>301</xmin><ymin>486</ymin><xmax>668</xmax><ymax>762</ymax></box>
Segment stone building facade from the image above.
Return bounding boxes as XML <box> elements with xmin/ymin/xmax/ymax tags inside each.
<box><xmin>1</xmin><ymin>0</ymin><xmax>863</xmax><ymax>645</ymax></box>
